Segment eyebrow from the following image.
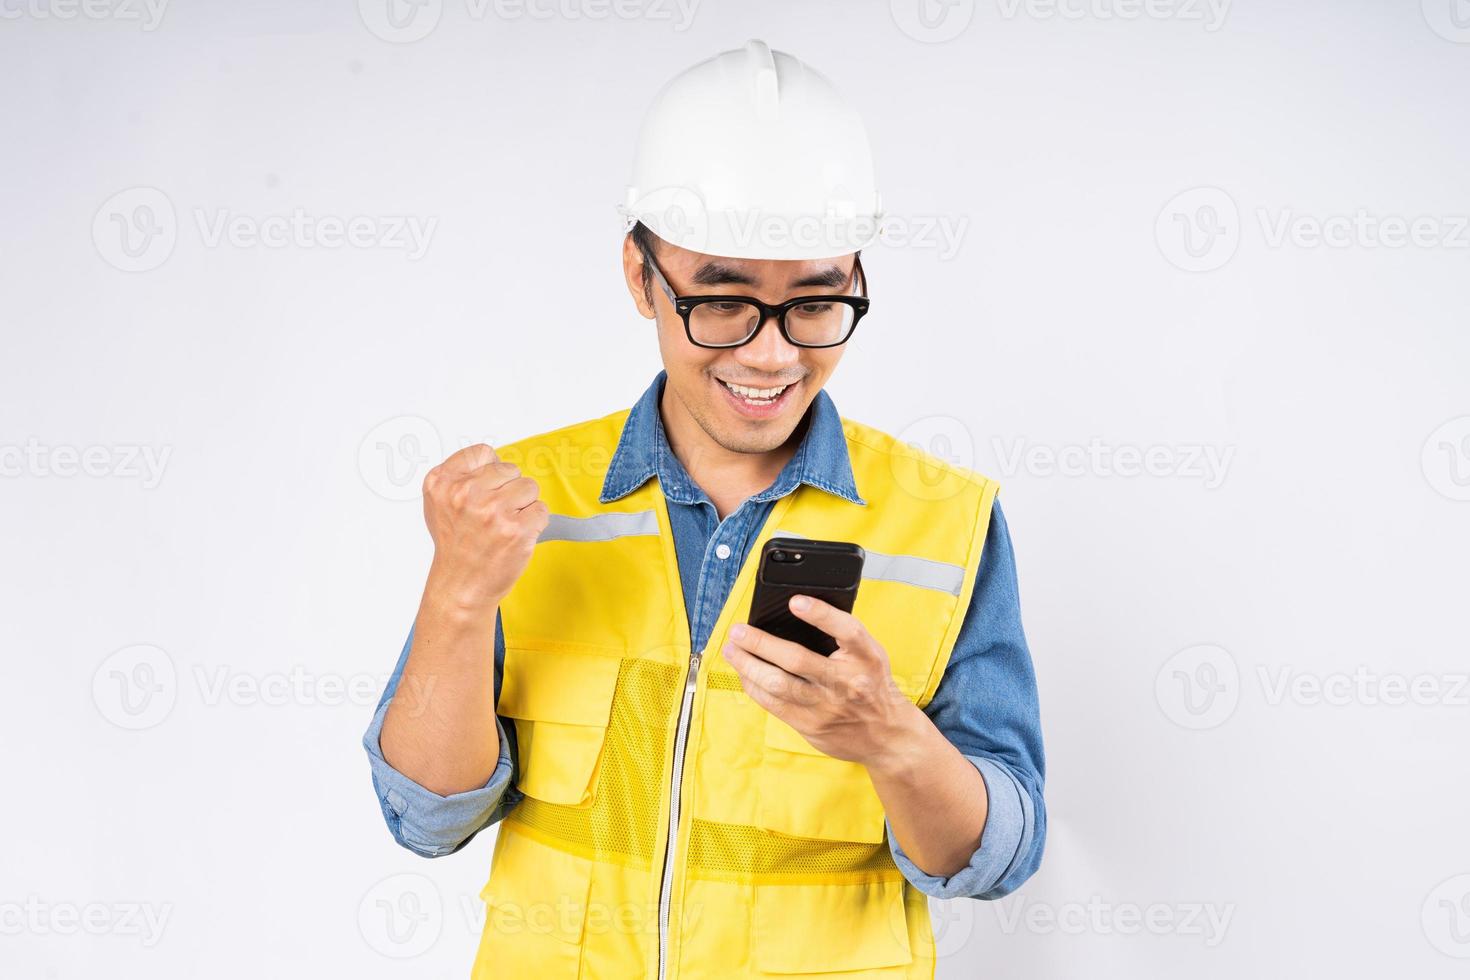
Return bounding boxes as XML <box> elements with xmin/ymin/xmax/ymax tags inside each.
<box><xmin>689</xmin><ymin>261</ymin><xmax>851</xmax><ymax>290</ymax></box>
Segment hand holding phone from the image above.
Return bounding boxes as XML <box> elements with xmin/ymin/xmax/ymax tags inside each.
<box><xmin>746</xmin><ymin>537</ymin><xmax>864</xmax><ymax>655</ymax></box>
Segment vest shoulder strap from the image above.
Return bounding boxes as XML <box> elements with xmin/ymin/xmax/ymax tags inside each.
<box><xmin>495</xmin><ymin>407</ymin><xmax>632</xmax><ymax>515</ymax></box>
<box><xmin>837</xmin><ymin>416</ymin><xmax>1001</xmax><ymax>705</ymax></box>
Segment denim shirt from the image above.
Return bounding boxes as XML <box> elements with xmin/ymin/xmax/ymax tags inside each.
<box><xmin>363</xmin><ymin>371</ymin><xmax>1046</xmax><ymax>900</ymax></box>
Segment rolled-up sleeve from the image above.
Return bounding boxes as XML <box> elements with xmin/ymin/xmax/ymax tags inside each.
<box><xmin>362</xmin><ymin>622</ymin><xmax>521</xmax><ymax>858</ymax></box>
<box><xmin>887</xmin><ymin>497</ymin><xmax>1047</xmax><ymax>899</ymax></box>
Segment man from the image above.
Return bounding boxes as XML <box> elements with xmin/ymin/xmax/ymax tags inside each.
<box><xmin>363</xmin><ymin>39</ymin><xmax>1045</xmax><ymax>979</ymax></box>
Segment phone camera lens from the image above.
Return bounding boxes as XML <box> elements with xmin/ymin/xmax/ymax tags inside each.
<box><xmin>771</xmin><ymin>550</ymin><xmax>787</xmax><ymax>562</ymax></box>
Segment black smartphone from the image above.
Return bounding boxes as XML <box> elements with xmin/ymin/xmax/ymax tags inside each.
<box><xmin>747</xmin><ymin>537</ymin><xmax>865</xmax><ymax>655</ymax></box>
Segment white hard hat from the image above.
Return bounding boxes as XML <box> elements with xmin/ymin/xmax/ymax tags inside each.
<box><xmin>619</xmin><ymin>39</ymin><xmax>883</xmax><ymax>262</ymax></box>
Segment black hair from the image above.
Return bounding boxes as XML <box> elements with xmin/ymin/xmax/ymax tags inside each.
<box><xmin>627</xmin><ymin>220</ymin><xmax>867</xmax><ymax>308</ymax></box>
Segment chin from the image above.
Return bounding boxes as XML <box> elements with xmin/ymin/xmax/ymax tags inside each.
<box><xmin>718</xmin><ymin>428</ymin><xmax>793</xmax><ymax>456</ymax></box>
<box><xmin>712</xmin><ymin>408</ymin><xmax>806</xmax><ymax>455</ymax></box>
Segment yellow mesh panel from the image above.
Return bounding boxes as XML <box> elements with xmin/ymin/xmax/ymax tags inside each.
<box><xmin>511</xmin><ymin>658</ymin><xmax>904</xmax><ymax>885</ymax></box>
<box><xmin>510</xmin><ymin>658</ymin><xmax>678</xmax><ymax>869</ymax></box>
<box><xmin>705</xmin><ymin>672</ymin><xmax>742</xmax><ymax>692</ymax></box>
<box><xmin>687</xmin><ymin>819</ymin><xmax>900</xmax><ymax>884</ymax></box>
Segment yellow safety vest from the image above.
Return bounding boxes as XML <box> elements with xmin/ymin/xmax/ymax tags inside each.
<box><xmin>474</xmin><ymin>406</ymin><xmax>999</xmax><ymax>979</ymax></box>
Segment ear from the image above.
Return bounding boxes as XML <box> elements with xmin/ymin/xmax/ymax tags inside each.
<box><xmin>622</xmin><ymin>234</ymin><xmax>656</xmax><ymax>320</ymax></box>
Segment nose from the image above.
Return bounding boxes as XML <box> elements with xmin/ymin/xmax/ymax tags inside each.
<box><xmin>734</xmin><ymin>311</ymin><xmax>802</xmax><ymax>374</ymax></box>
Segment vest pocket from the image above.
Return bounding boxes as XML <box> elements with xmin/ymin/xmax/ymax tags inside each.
<box><xmin>497</xmin><ymin>647</ymin><xmax>621</xmax><ymax>807</ymax></box>
<box><xmin>758</xmin><ymin>714</ymin><xmax>889</xmax><ymax>844</ymax></box>
<box><xmin>474</xmin><ymin>826</ymin><xmax>594</xmax><ymax>977</ymax></box>
<box><xmin>753</xmin><ymin>877</ymin><xmax>912</xmax><ymax>974</ymax></box>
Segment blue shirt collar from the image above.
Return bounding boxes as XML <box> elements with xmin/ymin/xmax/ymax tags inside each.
<box><xmin>600</xmin><ymin>370</ymin><xmax>866</xmax><ymax>508</ymax></box>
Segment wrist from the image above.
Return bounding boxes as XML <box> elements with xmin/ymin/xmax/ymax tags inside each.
<box><xmin>863</xmin><ymin>700</ymin><xmax>932</xmax><ymax>782</ymax></box>
<box><xmin>423</xmin><ymin>559</ymin><xmax>505</xmax><ymax>622</ymax></box>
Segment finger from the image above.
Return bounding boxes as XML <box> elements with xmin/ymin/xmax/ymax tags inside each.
<box><xmin>722</xmin><ymin>638</ymin><xmax>811</xmax><ymax>703</ymax></box>
<box><xmin>736</xmin><ymin>669</ymin><xmax>798</xmax><ymax>722</ymax></box>
<box><xmin>439</xmin><ymin>443</ymin><xmax>499</xmax><ymax>476</ymax></box>
<box><xmin>786</xmin><ymin>595</ymin><xmax>869</xmax><ymax>650</ymax></box>
<box><xmin>516</xmin><ymin>499</ymin><xmax>551</xmax><ymax>532</ymax></box>
<box><xmin>728</xmin><ymin>622</ymin><xmax>831</xmax><ymax>682</ymax></box>
<box><xmin>462</xmin><ymin>459</ymin><xmax>521</xmax><ymax>492</ymax></box>
<box><xmin>496</xmin><ymin>475</ymin><xmax>541</xmax><ymax>511</ymax></box>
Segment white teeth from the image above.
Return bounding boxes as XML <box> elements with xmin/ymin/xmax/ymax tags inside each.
<box><xmin>721</xmin><ymin>380</ymin><xmax>790</xmax><ymax>402</ymax></box>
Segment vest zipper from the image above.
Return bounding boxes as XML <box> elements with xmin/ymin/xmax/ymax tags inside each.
<box><xmin>656</xmin><ymin>647</ymin><xmax>700</xmax><ymax>980</ymax></box>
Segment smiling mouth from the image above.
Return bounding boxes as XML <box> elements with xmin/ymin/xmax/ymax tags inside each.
<box><xmin>717</xmin><ymin>379</ymin><xmax>794</xmax><ymax>406</ymax></box>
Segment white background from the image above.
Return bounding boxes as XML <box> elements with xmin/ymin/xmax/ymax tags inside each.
<box><xmin>3</xmin><ymin>1</ymin><xmax>1469</xmax><ymax>977</ymax></box>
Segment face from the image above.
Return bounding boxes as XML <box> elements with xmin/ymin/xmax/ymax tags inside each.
<box><xmin>621</xmin><ymin>234</ymin><xmax>858</xmax><ymax>457</ymax></box>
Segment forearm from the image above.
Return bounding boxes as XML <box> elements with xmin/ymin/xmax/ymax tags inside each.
<box><xmin>380</xmin><ymin>560</ymin><xmax>502</xmax><ymax>796</ymax></box>
<box><xmin>865</xmin><ymin>703</ymin><xmax>989</xmax><ymax>879</ymax></box>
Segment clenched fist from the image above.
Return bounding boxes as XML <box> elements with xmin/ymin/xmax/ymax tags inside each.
<box><xmin>421</xmin><ymin>443</ymin><xmax>550</xmax><ymax>612</ymax></box>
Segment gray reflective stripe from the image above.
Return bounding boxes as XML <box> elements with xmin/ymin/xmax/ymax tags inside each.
<box><xmin>538</xmin><ymin>510</ymin><xmax>660</xmax><ymax>543</ymax></box>
<box><xmin>861</xmin><ymin>550</ymin><xmax>965</xmax><ymax>596</ymax></box>
<box><xmin>770</xmin><ymin>529</ymin><xmax>966</xmax><ymax>597</ymax></box>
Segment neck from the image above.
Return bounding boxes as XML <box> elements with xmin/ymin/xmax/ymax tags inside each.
<box><xmin>659</xmin><ymin>383</ymin><xmax>806</xmax><ymax>519</ymax></box>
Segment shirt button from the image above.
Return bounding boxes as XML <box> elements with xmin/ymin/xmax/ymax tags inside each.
<box><xmin>715</xmin><ymin>543</ymin><xmax>732</xmax><ymax>560</ymax></box>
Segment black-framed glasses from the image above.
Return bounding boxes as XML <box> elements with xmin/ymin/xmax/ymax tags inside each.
<box><xmin>641</xmin><ymin>247</ymin><xmax>870</xmax><ymax>350</ymax></box>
